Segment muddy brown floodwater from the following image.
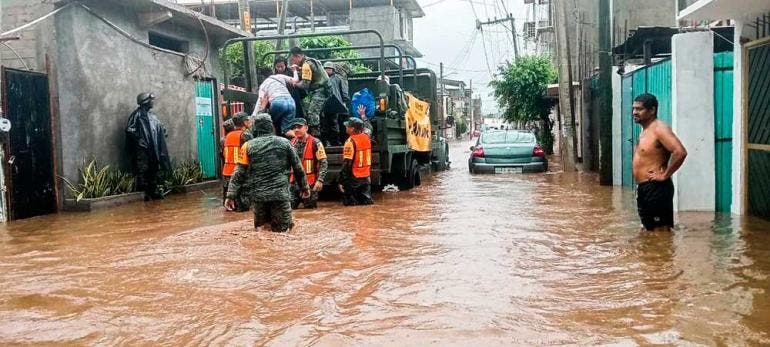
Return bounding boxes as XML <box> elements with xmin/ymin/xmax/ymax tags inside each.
<box><xmin>1</xmin><ymin>140</ymin><xmax>770</xmax><ymax>346</ymax></box>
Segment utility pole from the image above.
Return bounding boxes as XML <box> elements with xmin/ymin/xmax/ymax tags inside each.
<box><xmin>470</xmin><ymin>79</ymin><xmax>474</xmax><ymax>136</ymax></box>
<box><xmin>440</xmin><ymin>62</ymin><xmax>445</xmax><ymax>137</ymax></box>
<box><xmin>276</xmin><ymin>0</ymin><xmax>290</xmax><ymax>50</ymax></box>
<box><xmin>509</xmin><ymin>15</ymin><xmax>520</xmax><ymax>60</ymax></box>
<box><xmin>477</xmin><ymin>14</ymin><xmax>520</xmax><ymax>60</ymax></box>
<box><xmin>554</xmin><ymin>0</ymin><xmax>577</xmax><ymax>172</ymax></box>
<box><xmin>598</xmin><ymin>0</ymin><xmax>613</xmax><ymax>184</ymax></box>
<box><xmin>238</xmin><ymin>0</ymin><xmax>257</xmax><ymax>95</ymax></box>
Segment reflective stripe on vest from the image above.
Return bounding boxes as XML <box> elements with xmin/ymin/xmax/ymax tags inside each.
<box><xmin>290</xmin><ymin>135</ymin><xmax>318</xmax><ymax>185</ymax></box>
<box><xmin>222</xmin><ymin>130</ymin><xmax>244</xmax><ymax>176</ymax></box>
<box><xmin>350</xmin><ymin>133</ymin><xmax>372</xmax><ymax>179</ymax></box>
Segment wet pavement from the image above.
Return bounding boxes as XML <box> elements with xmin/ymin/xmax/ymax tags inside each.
<box><xmin>1</xmin><ymin>140</ymin><xmax>770</xmax><ymax>345</ymax></box>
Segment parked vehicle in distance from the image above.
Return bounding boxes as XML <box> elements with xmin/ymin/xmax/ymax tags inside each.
<box><xmin>468</xmin><ymin>130</ymin><xmax>548</xmax><ymax>174</ymax></box>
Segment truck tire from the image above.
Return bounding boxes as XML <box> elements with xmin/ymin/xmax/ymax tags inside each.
<box><xmin>400</xmin><ymin>159</ymin><xmax>421</xmax><ymax>190</ymax></box>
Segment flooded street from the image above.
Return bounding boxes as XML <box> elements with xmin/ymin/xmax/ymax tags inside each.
<box><xmin>1</xmin><ymin>140</ymin><xmax>770</xmax><ymax>346</ymax></box>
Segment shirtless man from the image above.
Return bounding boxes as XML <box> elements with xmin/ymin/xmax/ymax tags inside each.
<box><xmin>631</xmin><ymin>93</ymin><xmax>688</xmax><ymax>231</ymax></box>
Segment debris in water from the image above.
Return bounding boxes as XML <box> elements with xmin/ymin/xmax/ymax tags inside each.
<box><xmin>382</xmin><ymin>184</ymin><xmax>399</xmax><ymax>192</ymax></box>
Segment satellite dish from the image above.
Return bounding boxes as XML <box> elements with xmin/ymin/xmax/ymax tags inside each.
<box><xmin>0</xmin><ymin>118</ymin><xmax>10</xmax><ymax>132</ymax></box>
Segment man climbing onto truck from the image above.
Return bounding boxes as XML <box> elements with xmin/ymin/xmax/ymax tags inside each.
<box><xmin>289</xmin><ymin>46</ymin><xmax>329</xmax><ymax>138</ymax></box>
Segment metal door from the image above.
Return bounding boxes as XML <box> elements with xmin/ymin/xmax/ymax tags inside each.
<box><xmin>1</xmin><ymin>68</ymin><xmax>56</xmax><ymax>220</ymax></box>
<box><xmin>746</xmin><ymin>39</ymin><xmax>770</xmax><ymax>219</ymax></box>
<box><xmin>714</xmin><ymin>52</ymin><xmax>734</xmax><ymax>213</ymax></box>
<box><xmin>646</xmin><ymin>59</ymin><xmax>672</xmax><ymax>125</ymax></box>
<box><xmin>195</xmin><ymin>80</ymin><xmax>217</xmax><ymax>179</ymax></box>
<box><xmin>621</xmin><ymin>75</ymin><xmax>634</xmax><ymax>187</ymax></box>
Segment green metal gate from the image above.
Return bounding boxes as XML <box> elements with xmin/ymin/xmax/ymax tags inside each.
<box><xmin>714</xmin><ymin>52</ymin><xmax>734</xmax><ymax>213</ymax></box>
<box><xmin>746</xmin><ymin>39</ymin><xmax>770</xmax><ymax>219</ymax></box>
<box><xmin>620</xmin><ymin>59</ymin><xmax>672</xmax><ymax>187</ymax></box>
<box><xmin>621</xmin><ymin>75</ymin><xmax>634</xmax><ymax>187</ymax></box>
<box><xmin>195</xmin><ymin>80</ymin><xmax>217</xmax><ymax>179</ymax></box>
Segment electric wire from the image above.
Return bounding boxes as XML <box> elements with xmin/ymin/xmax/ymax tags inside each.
<box><xmin>0</xmin><ymin>42</ymin><xmax>31</xmax><ymax>70</ymax></box>
<box><xmin>1</xmin><ymin>1</ymin><xmax>209</xmax><ymax>77</ymax></box>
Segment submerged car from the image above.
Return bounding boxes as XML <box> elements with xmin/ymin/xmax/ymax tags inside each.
<box><xmin>468</xmin><ymin>130</ymin><xmax>548</xmax><ymax>174</ymax></box>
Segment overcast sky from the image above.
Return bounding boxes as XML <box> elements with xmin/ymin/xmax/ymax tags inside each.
<box><xmin>413</xmin><ymin>0</ymin><xmax>529</xmax><ymax>115</ymax></box>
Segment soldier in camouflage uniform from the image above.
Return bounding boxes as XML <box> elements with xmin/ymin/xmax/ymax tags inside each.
<box><xmin>221</xmin><ymin>112</ymin><xmax>253</xmax><ymax>211</ymax></box>
<box><xmin>225</xmin><ymin>114</ymin><xmax>311</xmax><ymax>232</ymax></box>
<box><xmin>289</xmin><ymin>46</ymin><xmax>329</xmax><ymax>137</ymax></box>
<box><xmin>287</xmin><ymin>118</ymin><xmax>328</xmax><ymax>209</ymax></box>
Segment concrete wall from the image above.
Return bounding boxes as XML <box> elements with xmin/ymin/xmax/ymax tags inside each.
<box><xmin>611</xmin><ymin>66</ymin><xmax>622</xmax><ymax>185</ymax></box>
<box><xmin>52</xmin><ymin>3</ymin><xmax>225</xmax><ymax>188</ymax></box>
<box><xmin>613</xmin><ymin>0</ymin><xmax>677</xmax><ymax>31</ymax></box>
<box><xmin>350</xmin><ymin>6</ymin><xmax>400</xmax><ymax>59</ymax></box>
<box><xmin>671</xmin><ymin>31</ymin><xmax>715</xmax><ymax>211</ymax></box>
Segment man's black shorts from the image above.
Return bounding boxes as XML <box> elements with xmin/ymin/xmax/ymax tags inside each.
<box><xmin>636</xmin><ymin>179</ymin><xmax>674</xmax><ymax>231</ymax></box>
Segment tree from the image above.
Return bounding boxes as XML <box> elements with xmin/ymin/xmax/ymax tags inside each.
<box><xmin>489</xmin><ymin>56</ymin><xmax>557</xmax><ymax>154</ymax></box>
<box><xmin>219</xmin><ymin>41</ymin><xmax>275</xmax><ymax>85</ymax></box>
<box><xmin>220</xmin><ymin>36</ymin><xmax>370</xmax><ymax>85</ymax></box>
<box><xmin>299</xmin><ymin>36</ymin><xmax>370</xmax><ymax>73</ymax></box>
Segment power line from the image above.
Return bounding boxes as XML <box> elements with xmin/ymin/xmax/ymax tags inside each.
<box><xmin>420</xmin><ymin>60</ymin><xmax>488</xmax><ymax>73</ymax></box>
<box><xmin>479</xmin><ymin>29</ymin><xmax>495</xmax><ymax>76</ymax></box>
<box><xmin>420</xmin><ymin>0</ymin><xmax>450</xmax><ymax>8</ymax></box>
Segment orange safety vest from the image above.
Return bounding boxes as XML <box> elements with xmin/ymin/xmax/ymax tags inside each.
<box><xmin>290</xmin><ymin>135</ymin><xmax>319</xmax><ymax>186</ymax></box>
<box><xmin>222</xmin><ymin>129</ymin><xmax>244</xmax><ymax>176</ymax></box>
<box><xmin>350</xmin><ymin>133</ymin><xmax>372</xmax><ymax>178</ymax></box>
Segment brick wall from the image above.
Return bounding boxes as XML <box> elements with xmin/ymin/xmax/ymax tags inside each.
<box><xmin>1</xmin><ymin>0</ymin><xmax>55</xmax><ymax>112</ymax></box>
<box><xmin>0</xmin><ymin>0</ymin><xmax>55</xmax><ymax>71</ymax></box>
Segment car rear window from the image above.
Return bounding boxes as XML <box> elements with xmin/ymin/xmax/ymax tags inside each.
<box><xmin>480</xmin><ymin>131</ymin><xmax>535</xmax><ymax>144</ymax></box>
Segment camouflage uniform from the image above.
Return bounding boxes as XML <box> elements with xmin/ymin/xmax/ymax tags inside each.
<box><xmin>298</xmin><ymin>58</ymin><xmax>329</xmax><ymax>136</ymax></box>
<box><xmin>227</xmin><ymin>114</ymin><xmax>309</xmax><ymax>232</ymax></box>
<box><xmin>290</xmin><ymin>135</ymin><xmax>328</xmax><ymax>209</ymax></box>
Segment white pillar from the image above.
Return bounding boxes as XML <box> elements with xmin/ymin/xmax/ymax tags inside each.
<box><xmin>731</xmin><ymin>20</ymin><xmax>745</xmax><ymax>215</ymax></box>
<box><xmin>612</xmin><ymin>66</ymin><xmax>622</xmax><ymax>186</ymax></box>
<box><xmin>672</xmin><ymin>31</ymin><xmax>716</xmax><ymax>211</ymax></box>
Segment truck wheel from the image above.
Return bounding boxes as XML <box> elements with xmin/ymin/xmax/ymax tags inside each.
<box><xmin>400</xmin><ymin>159</ymin><xmax>420</xmax><ymax>190</ymax></box>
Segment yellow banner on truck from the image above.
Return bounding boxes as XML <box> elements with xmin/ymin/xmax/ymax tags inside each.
<box><xmin>404</xmin><ymin>92</ymin><xmax>432</xmax><ymax>152</ymax></box>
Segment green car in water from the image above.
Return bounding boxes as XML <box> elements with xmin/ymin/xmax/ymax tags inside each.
<box><xmin>468</xmin><ymin>130</ymin><xmax>548</xmax><ymax>174</ymax></box>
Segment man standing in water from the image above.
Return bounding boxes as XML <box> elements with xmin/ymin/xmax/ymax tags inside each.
<box><xmin>632</xmin><ymin>93</ymin><xmax>687</xmax><ymax>231</ymax></box>
<box><xmin>125</xmin><ymin>92</ymin><xmax>170</xmax><ymax>201</ymax></box>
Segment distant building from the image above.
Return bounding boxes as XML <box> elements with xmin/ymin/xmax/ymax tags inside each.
<box><xmin>175</xmin><ymin>0</ymin><xmax>424</xmax><ymax>60</ymax></box>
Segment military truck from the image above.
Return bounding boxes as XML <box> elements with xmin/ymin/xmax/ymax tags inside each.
<box><xmin>221</xmin><ymin>30</ymin><xmax>450</xmax><ymax>190</ymax></box>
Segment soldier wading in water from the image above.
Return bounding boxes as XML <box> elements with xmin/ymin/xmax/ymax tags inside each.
<box><xmin>225</xmin><ymin>114</ymin><xmax>311</xmax><ymax>232</ymax></box>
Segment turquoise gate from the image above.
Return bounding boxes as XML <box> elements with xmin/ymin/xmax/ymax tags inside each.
<box><xmin>746</xmin><ymin>39</ymin><xmax>770</xmax><ymax>219</ymax></box>
<box><xmin>195</xmin><ymin>80</ymin><xmax>218</xmax><ymax>179</ymax></box>
<box><xmin>714</xmin><ymin>52</ymin><xmax>734</xmax><ymax>213</ymax></box>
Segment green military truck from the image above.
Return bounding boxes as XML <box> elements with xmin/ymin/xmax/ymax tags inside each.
<box><xmin>222</xmin><ymin>30</ymin><xmax>450</xmax><ymax>190</ymax></box>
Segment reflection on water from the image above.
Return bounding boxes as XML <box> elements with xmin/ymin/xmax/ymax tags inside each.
<box><xmin>1</xmin><ymin>141</ymin><xmax>769</xmax><ymax>345</ymax></box>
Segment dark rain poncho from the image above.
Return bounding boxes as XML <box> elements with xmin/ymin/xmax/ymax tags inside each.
<box><xmin>125</xmin><ymin>107</ymin><xmax>171</xmax><ymax>171</ymax></box>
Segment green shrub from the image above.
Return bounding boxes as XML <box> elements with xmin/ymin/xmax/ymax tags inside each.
<box><xmin>158</xmin><ymin>160</ymin><xmax>204</xmax><ymax>195</ymax></box>
<box><xmin>61</xmin><ymin>158</ymin><xmax>206</xmax><ymax>200</ymax></box>
<box><xmin>60</xmin><ymin>159</ymin><xmax>135</xmax><ymax>201</ymax></box>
